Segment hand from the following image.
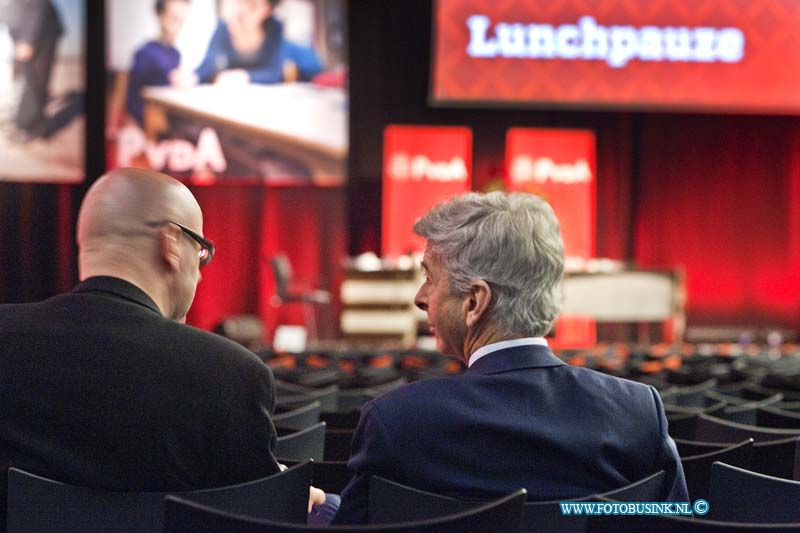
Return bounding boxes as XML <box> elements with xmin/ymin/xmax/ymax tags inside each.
<box><xmin>214</xmin><ymin>69</ymin><xmax>250</xmax><ymax>86</ymax></box>
<box><xmin>308</xmin><ymin>486</ymin><xmax>326</xmax><ymax>513</ymax></box>
<box><xmin>169</xmin><ymin>68</ymin><xmax>198</xmax><ymax>88</ymax></box>
<box><xmin>282</xmin><ymin>60</ymin><xmax>298</xmax><ymax>83</ymax></box>
<box><xmin>14</xmin><ymin>42</ymin><xmax>34</xmax><ymax>62</ymax></box>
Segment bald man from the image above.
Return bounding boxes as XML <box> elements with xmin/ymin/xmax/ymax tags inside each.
<box><xmin>0</xmin><ymin>169</ymin><xmax>282</xmax><ymax>528</ymax></box>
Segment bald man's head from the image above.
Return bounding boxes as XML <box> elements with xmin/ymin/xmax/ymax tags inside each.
<box><xmin>77</xmin><ymin>168</ymin><xmax>206</xmax><ymax>319</ymax></box>
<box><xmin>77</xmin><ymin>168</ymin><xmax>201</xmax><ymax>247</ymax></box>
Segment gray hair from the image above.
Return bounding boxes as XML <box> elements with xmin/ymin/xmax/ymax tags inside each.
<box><xmin>413</xmin><ymin>191</ymin><xmax>564</xmax><ymax>337</ymax></box>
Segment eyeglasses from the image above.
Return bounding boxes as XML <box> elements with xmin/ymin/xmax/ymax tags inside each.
<box><xmin>147</xmin><ymin>220</ymin><xmax>215</xmax><ymax>266</ymax></box>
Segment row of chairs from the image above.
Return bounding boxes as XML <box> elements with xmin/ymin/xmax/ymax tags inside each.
<box><xmin>9</xmin><ymin>461</ymin><xmax>800</xmax><ymax>532</ymax></box>
<box><xmin>269</xmin><ymin>351</ymin><xmax>800</xmax><ymax>528</ymax></box>
<box><xmin>4</xmin><ymin>464</ymin><xmax>670</xmax><ymax>532</ymax></box>
<box><xmin>654</xmin><ymin>374</ymin><xmax>800</xmax><ymax>508</ymax></box>
<box><xmin>4</xmin><ymin>463</ymin><xmax>524</xmax><ymax>532</ymax></box>
<box><xmin>262</xmin><ymin>349</ymin><xmax>459</xmax><ymax>391</ymax></box>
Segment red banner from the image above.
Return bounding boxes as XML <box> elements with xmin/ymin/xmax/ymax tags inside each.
<box><xmin>506</xmin><ymin>128</ymin><xmax>595</xmax><ymax>259</ymax></box>
<box><xmin>505</xmin><ymin>128</ymin><xmax>596</xmax><ymax>348</ymax></box>
<box><xmin>432</xmin><ymin>0</ymin><xmax>800</xmax><ymax>114</ymax></box>
<box><xmin>382</xmin><ymin>125</ymin><xmax>472</xmax><ymax>256</ymax></box>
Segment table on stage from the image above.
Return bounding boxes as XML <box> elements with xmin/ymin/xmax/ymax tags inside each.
<box><xmin>142</xmin><ymin>83</ymin><xmax>347</xmax><ymax>183</ymax></box>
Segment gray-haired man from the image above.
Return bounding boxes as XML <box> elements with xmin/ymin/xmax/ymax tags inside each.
<box><xmin>333</xmin><ymin>191</ymin><xmax>688</xmax><ymax>524</ymax></box>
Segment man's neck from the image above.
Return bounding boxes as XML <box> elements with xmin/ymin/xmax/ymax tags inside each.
<box><xmin>462</xmin><ymin>326</ymin><xmax>523</xmax><ymax>366</ymax></box>
<box><xmin>80</xmin><ymin>260</ymin><xmax>169</xmax><ymax>317</ymax></box>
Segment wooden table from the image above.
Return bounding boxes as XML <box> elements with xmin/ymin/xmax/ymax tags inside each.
<box><xmin>143</xmin><ymin>83</ymin><xmax>347</xmax><ymax>184</ymax></box>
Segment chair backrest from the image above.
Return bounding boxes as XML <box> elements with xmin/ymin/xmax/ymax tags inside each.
<box><xmin>324</xmin><ymin>428</ymin><xmax>354</xmax><ymax>462</ymax></box>
<box><xmin>275</xmin><ymin>421</ymin><xmax>327</xmax><ymax>462</ymax></box>
<box><xmin>664</xmin><ymin>400</ymin><xmax>726</xmax><ymax>417</ymax></box>
<box><xmin>273</xmin><ymin>400</ymin><xmax>322</xmax><ymax>431</ymax></box>
<box><xmin>368</xmin><ymin>476</ymin><xmax>473</xmax><ymax>525</ymax></box>
<box><xmin>708</xmin><ymin>461</ymin><xmax>800</xmax><ymax>522</ymax></box>
<box><xmin>368</xmin><ymin>471</ymin><xmax>664</xmax><ymax>532</ymax></box>
<box><xmin>366</xmin><ymin>476</ymin><xmax>585</xmax><ymax>532</ymax></box>
<box><xmin>757</xmin><ymin>406</ymin><xmax>800</xmax><ymax>430</ymax></box>
<box><xmin>681</xmin><ymin>438</ymin><xmax>754</xmax><ymax>500</ymax></box>
<box><xmin>673</xmin><ymin>438</ymin><xmax>733</xmax><ymax>458</ymax></box>
<box><xmin>715</xmin><ymin>395</ymin><xmax>785</xmax><ymax>426</ymax></box>
<box><xmin>666</xmin><ymin>412</ymin><xmax>699</xmax><ymax>439</ymax></box>
<box><xmin>276</xmin><ymin>385</ymin><xmax>339</xmax><ymax>412</ymax></box>
<box><xmin>744</xmin><ymin>383</ymin><xmax>800</xmax><ymax>402</ymax></box>
<box><xmin>336</xmin><ymin>388</ymin><xmax>378</xmax><ymax>411</ymax></box>
<box><xmin>370</xmin><ymin>376</ymin><xmax>409</xmax><ymax>394</ymax></box>
<box><xmin>320</xmin><ymin>409</ymin><xmax>362</xmax><ymax>430</ymax></box>
<box><xmin>521</xmin><ymin>471</ymin><xmax>665</xmax><ymax>532</ymax></box>
<box><xmin>6</xmin><ymin>461</ymin><xmax>312</xmax><ymax>533</ymax></box>
<box><xmin>310</xmin><ymin>460</ymin><xmax>352</xmax><ymax>494</ymax></box>
<box><xmin>172</xmin><ymin>460</ymin><xmax>313</xmax><ymax>524</ymax></box>
<box><xmin>660</xmin><ymin>378</ymin><xmax>719</xmax><ymax>408</ymax></box>
<box><xmin>775</xmin><ymin>400</ymin><xmax>800</xmax><ymax>412</ymax></box>
<box><xmin>272</xmin><ymin>254</ymin><xmax>293</xmax><ymax>299</ymax></box>
<box><xmin>276</xmin><ymin>379</ymin><xmax>317</xmax><ymax>396</ymax></box>
<box><xmin>598</xmin><ymin>470</ymin><xmax>666</xmax><ymax>501</ymax></box>
<box><xmin>163</xmin><ymin>488</ymin><xmax>527</xmax><ymax>532</ymax></box>
<box><xmin>706</xmin><ymin>390</ymin><xmax>783</xmax><ymax>408</ymax></box>
<box><xmin>696</xmin><ymin>413</ymin><xmax>800</xmax><ymax>443</ymax></box>
<box><xmin>751</xmin><ymin>435</ymin><xmax>800</xmax><ymax>480</ymax></box>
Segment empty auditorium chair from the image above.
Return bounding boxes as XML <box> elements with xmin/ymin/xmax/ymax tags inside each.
<box><xmin>275</xmin><ymin>421</ymin><xmax>327</xmax><ymax>462</ymax></box>
<box><xmin>715</xmin><ymin>395</ymin><xmax>784</xmax><ymax>426</ymax></box>
<box><xmin>320</xmin><ymin>408</ymin><xmax>362</xmax><ymax>430</ymax></box>
<box><xmin>708</xmin><ymin>462</ymin><xmax>800</xmax><ymax>523</ymax></box>
<box><xmin>271</xmin><ymin>253</ymin><xmax>332</xmax><ymax>341</ymax></box>
<box><xmin>275</xmin><ymin>379</ymin><xmax>317</xmax><ymax>396</ymax></box>
<box><xmin>661</xmin><ymin>378</ymin><xmax>719</xmax><ymax>408</ymax></box>
<box><xmin>696</xmin><ymin>413</ymin><xmax>800</xmax><ymax>443</ymax></box>
<box><xmin>663</xmin><ymin>400</ymin><xmax>726</xmax><ymax>417</ymax></box>
<box><xmin>366</xmin><ymin>471</ymin><xmax>665</xmax><ymax>532</ymax></box>
<box><xmin>757</xmin><ymin>405</ymin><xmax>800</xmax><ymax>430</ymax></box>
<box><xmin>310</xmin><ymin>460</ymin><xmax>352</xmax><ymax>494</ymax></box>
<box><xmin>666</xmin><ymin>412</ymin><xmax>700</xmax><ymax>440</ymax></box>
<box><xmin>272</xmin><ymin>400</ymin><xmax>322</xmax><ymax>431</ymax></box>
<box><xmin>323</xmin><ymin>428</ymin><xmax>354</xmax><ymax>462</ymax></box>
<box><xmin>680</xmin><ymin>439</ymin><xmax>753</xmax><ymax>500</ymax></box>
<box><xmin>275</xmin><ymin>384</ymin><xmax>339</xmax><ymax>412</ymax></box>
<box><xmin>163</xmin><ymin>488</ymin><xmax>528</xmax><ymax>532</ymax></box>
<box><xmin>673</xmin><ymin>438</ymin><xmax>733</xmax><ymax>458</ymax></box>
<box><xmin>6</xmin><ymin>461</ymin><xmax>313</xmax><ymax>533</ymax></box>
<box><xmin>367</xmin><ymin>476</ymin><xmax>474</xmax><ymax>525</ymax></box>
<box><xmin>751</xmin><ymin>436</ymin><xmax>800</xmax><ymax>480</ymax></box>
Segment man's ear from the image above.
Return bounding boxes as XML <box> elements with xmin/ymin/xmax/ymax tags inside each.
<box><xmin>465</xmin><ymin>279</ymin><xmax>492</xmax><ymax>328</ymax></box>
<box><xmin>159</xmin><ymin>226</ymin><xmax>181</xmax><ymax>272</ymax></box>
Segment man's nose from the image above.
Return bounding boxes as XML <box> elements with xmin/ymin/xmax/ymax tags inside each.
<box><xmin>414</xmin><ymin>288</ymin><xmax>427</xmax><ymax>311</ymax></box>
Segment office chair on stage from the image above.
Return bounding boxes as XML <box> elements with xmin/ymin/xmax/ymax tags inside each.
<box><xmin>271</xmin><ymin>253</ymin><xmax>332</xmax><ymax>342</ymax></box>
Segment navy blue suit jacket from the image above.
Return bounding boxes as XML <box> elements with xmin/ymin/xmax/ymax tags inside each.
<box><xmin>333</xmin><ymin>344</ymin><xmax>688</xmax><ymax>524</ymax></box>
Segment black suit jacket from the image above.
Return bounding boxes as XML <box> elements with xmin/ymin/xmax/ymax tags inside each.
<box><xmin>333</xmin><ymin>344</ymin><xmax>688</xmax><ymax>524</ymax></box>
<box><xmin>0</xmin><ymin>277</ymin><xmax>280</xmax><ymax>530</ymax></box>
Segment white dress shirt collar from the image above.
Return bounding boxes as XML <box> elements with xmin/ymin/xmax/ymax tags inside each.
<box><xmin>467</xmin><ymin>337</ymin><xmax>549</xmax><ymax>368</ymax></box>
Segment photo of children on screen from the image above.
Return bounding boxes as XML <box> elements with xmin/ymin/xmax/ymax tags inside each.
<box><xmin>107</xmin><ymin>0</ymin><xmax>347</xmax><ymax>185</ymax></box>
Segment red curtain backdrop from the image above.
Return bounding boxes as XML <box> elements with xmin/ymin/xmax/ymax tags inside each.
<box><xmin>1</xmin><ymin>116</ymin><xmax>798</xmax><ymax>333</ymax></box>
<box><xmin>633</xmin><ymin>115</ymin><xmax>800</xmax><ymax>327</ymax></box>
<box><xmin>186</xmin><ymin>187</ymin><xmax>346</xmax><ymax>337</ymax></box>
